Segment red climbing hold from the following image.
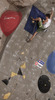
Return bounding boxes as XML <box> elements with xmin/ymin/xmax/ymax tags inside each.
<box><xmin>0</xmin><ymin>10</ymin><xmax>22</xmax><ymax>36</ymax></box>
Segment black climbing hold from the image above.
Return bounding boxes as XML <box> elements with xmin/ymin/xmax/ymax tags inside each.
<box><xmin>38</xmin><ymin>75</ymin><xmax>51</xmax><ymax>93</ymax></box>
<box><xmin>2</xmin><ymin>79</ymin><xmax>9</xmax><ymax>85</ymax></box>
<box><xmin>2</xmin><ymin>77</ymin><xmax>11</xmax><ymax>85</ymax></box>
<box><xmin>18</xmin><ymin>68</ymin><xmax>23</xmax><ymax>75</ymax></box>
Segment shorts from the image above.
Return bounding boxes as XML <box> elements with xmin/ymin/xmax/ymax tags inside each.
<box><xmin>37</xmin><ymin>20</ymin><xmax>44</xmax><ymax>32</ymax></box>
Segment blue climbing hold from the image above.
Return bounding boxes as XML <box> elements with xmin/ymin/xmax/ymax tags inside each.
<box><xmin>46</xmin><ymin>51</ymin><xmax>55</xmax><ymax>74</ymax></box>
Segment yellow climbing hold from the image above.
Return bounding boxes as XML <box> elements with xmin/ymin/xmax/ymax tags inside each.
<box><xmin>21</xmin><ymin>63</ymin><xmax>26</xmax><ymax>69</ymax></box>
<box><xmin>21</xmin><ymin>52</ymin><xmax>24</xmax><ymax>55</ymax></box>
<box><xmin>3</xmin><ymin>92</ymin><xmax>11</xmax><ymax>99</ymax></box>
<box><xmin>11</xmin><ymin>72</ymin><xmax>17</xmax><ymax>77</ymax></box>
<box><xmin>23</xmin><ymin>75</ymin><xmax>26</xmax><ymax>79</ymax></box>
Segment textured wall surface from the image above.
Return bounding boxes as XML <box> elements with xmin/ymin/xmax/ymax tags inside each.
<box><xmin>0</xmin><ymin>0</ymin><xmax>55</xmax><ymax>100</ymax></box>
<box><xmin>0</xmin><ymin>0</ymin><xmax>9</xmax><ymax>15</ymax></box>
<box><xmin>8</xmin><ymin>0</ymin><xmax>37</xmax><ymax>7</ymax></box>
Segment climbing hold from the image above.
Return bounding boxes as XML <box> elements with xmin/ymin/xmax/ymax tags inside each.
<box><xmin>21</xmin><ymin>63</ymin><xmax>26</xmax><ymax>69</ymax></box>
<box><xmin>23</xmin><ymin>75</ymin><xmax>26</xmax><ymax>79</ymax></box>
<box><xmin>21</xmin><ymin>52</ymin><xmax>24</xmax><ymax>55</ymax></box>
<box><xmin>0</xmin><ymin>10</ymin><xmax>22</xmax><ymax>36</ymax></box>
<box><xmin>38</xmin><ymin>75</ymin><xmax>51</xmax><ymax>93</ymax></box>
<box><xmin>18</xmin><ymin>68</ymin><xmax>23</xmax><ymax>75</ymax></box>
<box><xmin>3</xmin><ymin>92</ymin><xmax>11</xmax><ymax>99</ymax></box>
<box><xmin>2</xmin><ymin>77</ymin><xmax>11</xmax><ymax>85</ymax></box>
<box><xmin>46</xmin><ymin>51</ymin><xmax>55</xmax><ymax>74</ymax></box>
<box><xmin>11</xmin><ymin>72</ymin><xmax>17</xmax><ymax>77</ymax></box>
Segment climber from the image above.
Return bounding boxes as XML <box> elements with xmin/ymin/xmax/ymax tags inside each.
<box><xmin>27</xmin><ymin>7</ymin><xmax>54</xmax><ymax>42</ymax></box>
